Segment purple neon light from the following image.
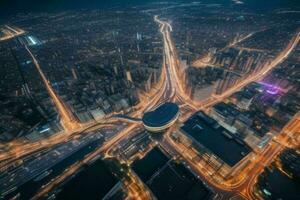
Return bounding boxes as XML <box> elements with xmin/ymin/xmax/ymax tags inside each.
<box><xmin>258</xmin><ymin>81</ymin><xmax>282</xmax><ymax>95</ymax></box>
<box><xmin>266</xmin><ymin>88</ymin><xmax>279</xmax><ymax>95</ymax></box>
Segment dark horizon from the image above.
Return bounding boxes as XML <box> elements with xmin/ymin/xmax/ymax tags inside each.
<box><xmin>1</xmin><ymin>0</ymin><xmax>300</xmax><ymax>19</ymax></box>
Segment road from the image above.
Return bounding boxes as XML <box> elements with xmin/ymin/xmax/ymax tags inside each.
<box><xmin>154</xmin><ymin>15</ymin><xmax>200</xmax><ymax>111</ymax></box>
<box><xmin>192</xmin><ymin>30</ymin><xmax>264</xmax><ymax>67</ymax></box>
<box><xmin>25</xmin><ymin>46</ymin><xmax>81</xmax><ymax>131</ymax></box>
<box><xmin>0</xmin><ymin>26</ymin><xmax>25</xmax><ymax>41</ymax></box>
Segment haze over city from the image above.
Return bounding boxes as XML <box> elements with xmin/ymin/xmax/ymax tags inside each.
<box><xmin>0</xmin><ymin>0</ymin><xmax>299</xmax><ymax>200</ymax></box>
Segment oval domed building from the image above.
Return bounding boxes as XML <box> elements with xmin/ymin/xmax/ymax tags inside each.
<box><xmin>142</xmin><ymin>102</ymin><xmax>179</xmax><ymax>132</ymax></box>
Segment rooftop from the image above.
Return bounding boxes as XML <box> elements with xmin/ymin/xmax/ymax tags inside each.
<box><xmin>142</xmin><ymin>102</ymin><xmax>179</xmax><ymax>129</ymax></box>
<box><xmin>181</xmin><ymin>111</ymin><xmax>251</xmax><ymax>167</ymax></box>
<box><xmin>132</xmin><ymin>147</ymin><xmax>213</xmax><ymax>200</ymax></box>
<box><xmin>148</xmin><ymin>162</ymin><xmax>213</xmax><ymax>200</ymax></box>
<box><xmin>132</xmin><ymin>147</ymin><xmax>169</xmax><ymax>182</ymax></box>
<box><xmin>212</xmin><ymin>102</ymin><xmax>240</xmax><ymax>118</ymax></box>
<box><xmin>56</xmin><ymin>159</ymin><xmax>117</xmax><ymax>200</ymax></box>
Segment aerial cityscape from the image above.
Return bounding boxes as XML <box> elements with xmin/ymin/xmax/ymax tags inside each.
<box><xmin>0</xmin><ymin>0</ymin><xmax>299</xmax><ymax>199</ymax></box>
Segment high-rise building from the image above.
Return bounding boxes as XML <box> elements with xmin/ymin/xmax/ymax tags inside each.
<box><xmin>71</xmin><ymin>68</ymin><xmax>78</xmax><ymax>80</ymax></box>
<box><xmin>118</xmin><ymin>48</ymin><xmax>124</xmax><ymax>65</ymax></box>
<box><xmin>126</xmin><ymin>70</ymin><xmax>133</xmax><ymax>82</ymax></box>
<box><xmin>215</xmin><ymin>72</ymin><xmax>239</xmax><ymax>95</ymax></box>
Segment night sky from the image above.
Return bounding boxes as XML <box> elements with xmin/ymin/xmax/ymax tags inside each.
<box><xmin>0</xmin><ymin>0</ymin><xmax>299</xmax><ymax>19</ymax></box>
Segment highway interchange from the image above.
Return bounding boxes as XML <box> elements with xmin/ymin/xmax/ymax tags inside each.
<box><xmin>1</xmin><ymin>15</ymin><xmax>300</xmax><ymax>200</ymax></box>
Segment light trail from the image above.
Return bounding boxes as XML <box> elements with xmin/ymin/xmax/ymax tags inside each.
<box><xmin>154</xmin><ymin>16</ymin><xmax>198</xmax><ymax>110</ymax></box>
<box><xmin>125</xmin><ymin>170</ymin><xmax>152</xmax><ymax>200</ymax></box>
<box><xmin>212</xmin><ymin>31</ymin><xmax>300</xmax><ymax>100</ymax></box>
<box><xmin>0</xmin><ymin>120</ymin><xmax>117</xmax><ymax>170</ymax></box>
<box><xmin>25</xmin><ymin>46</ymin><xmax>81</xmax><ymax>131</ymax></box>
<box><xmin>0</xmin><ymin>26</ymin><xmax>25</xmax><ymax>41</ymax></box>
<box><xmin>192</xmin><ymin>31</ymin><xmax>257</xmax><ymax>67</ymax></box>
